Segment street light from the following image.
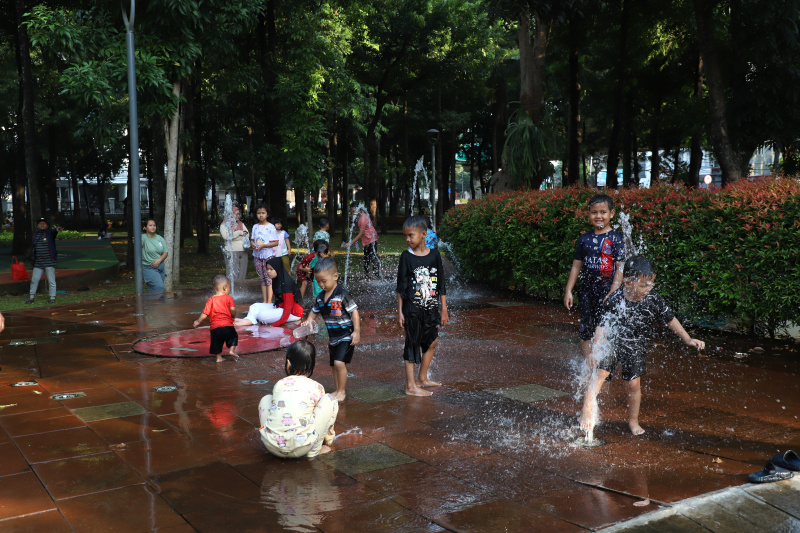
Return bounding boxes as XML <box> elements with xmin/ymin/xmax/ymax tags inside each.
<box><xmin>122</xmin><ymin>0</ymin><xmax>143</xmax><ymax>295</ymax></box>
<box><xmin>426</xmin><ymin>129</ymin><xmax>439</xmax><ymax>230</ymax></box>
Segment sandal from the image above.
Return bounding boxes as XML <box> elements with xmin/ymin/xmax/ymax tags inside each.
<box><xmin>48</xmin><ymin>299</ymin><xmax>56</xmax><ymax>304</ymax></box>
<box><xmin>748</xmin><ymin>461</ymin><xmax>794</xmax><ymax>483</ymax></box>
<box><xmin>25</xmin><ymin>299</ymin><xmax>34</xmax><ymax>304</ymax></box>
<box><xmin>771</xmin><ymin>450</ymin><xmax>800</xmax><ymax>471</ymax></box>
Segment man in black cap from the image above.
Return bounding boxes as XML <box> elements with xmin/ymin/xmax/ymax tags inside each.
<box><xmin>27</xmin><ymin>217</ymin><xmax>59</xmax><ymax>305</ymax></box>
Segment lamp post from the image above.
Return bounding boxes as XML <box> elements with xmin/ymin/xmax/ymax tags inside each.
<box><xmin>426</xmin><ymin>128</ymin><xmax>439</xmax><ymax>230</ymax></box>
<box><xmin>122</xmin><ymin>0</ymin><xmax>143</xmax><ymax>294</ymax></box>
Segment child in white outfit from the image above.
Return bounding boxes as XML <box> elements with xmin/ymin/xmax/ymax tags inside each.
<box><xmin>258</xmin><ymin>340</ymin><xmax>338</xmax><ymax>458</ymax></box>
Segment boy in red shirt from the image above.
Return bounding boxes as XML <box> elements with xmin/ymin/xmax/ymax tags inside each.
<box><xmin>194</xmin><ymin>275</ymin><xmax>239</xmax><ymax>362</ymax></box>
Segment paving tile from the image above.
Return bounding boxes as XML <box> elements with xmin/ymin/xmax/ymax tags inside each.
<box><xmin>0</xmin><ymin>471</ymin><xmax>56</xmax><ymax>520</ymax></box>
<box><xmin>160</xmin><ymin>406</ymin><xmax>256</xmax><ymax>436</ymax></box>
<box><xmin>183</xmin><ymin>499</ymin><xmax>316</xmax><ymax>532</ymax></box>
<box><xmin>380</xmin><ymin>396</ymin><xmax>473</xmax><ymax>423</ymax></box>
<box><xmin>152</xmin><ymin>461</ymin><xmax>260</xmax><ymax>514</ymax></box>
<box><xmin>36</xmin><ymin>372</ymin><xmax>109</xmax><ymax>394</ymax></box>
<box><xmin>318</xmin><ymin>442</ymin><xmax>417</xmax><ymax>476</ymax></box>
<box><xmin>14</xmin><ymin>427</ymin><xmax>110</xmax><ymax>464</ymax></box>
<box><xmin>0</xmin><ymin>442</ymin><xmax>31</xmax><ymax>477</ymax></box>
<box><xmin>432</xmin><ymin>498</ymin><xmax>585</xmax><ymax>532</ymax></box>
<box><xmin>114</xmin><ymin>434</ymin><xmax>218</xmax><ymax>477</ymax></box>
<box><xmin>58</xmin><ymin>484</ymin><xmax>187</xmax><ymax>532</ymax></box>
<box><xmin>32</xmin><ymin>451</ymin><xmax>143</xmax><ymax>500</ymax></box>
<box><xmin>349</xmin><ymin>384</ymin><xmax>408</xmax><ymax>403</ymax></box>
<box><xmin>681</xmin><ymin>499</ymin><xmax>777</xmax><ymax>533</ymax></box>
<box><xmin>335</xmin><ymin>401</ymin><xmax>432</xmax><ymax>439</ymax></box>
<box><xmin>380</xmin><ymin>427</ymin><xmax>489</xmax><ymax>465</ymax></box>
<box><xmin>712</xmin><ymin>489</ymin><xmax>800</xmax><ymax>531</ymax></box>
<box><xmin>71</xmin><ymin>401</ymin><xmax>147</xmax><ymax>423</ymax></box>
<box><xmin>745</xmin><ymin>479</ymin><xmax>800</xmax><ymax>519</ymax></box>
<box><xmin>313</xmin><ymin>495</ymin><xmax>441</xmax><ymax>533</ymax></box>
<box><xmin>610</xmin><ymin>513</ymin><xmax>710</xmax><ymax>533</ymax></box>
<box><xmin>0</xmin><ymin>509</ymin><xmax>72</xmax><ymax>533</ymax></box>
<box><xmin>0</xmin><ymin>407</ymin><xmax>85</xmax><ymax>437</ymax></box>
<box><xmin>88</xmin><ymin>412</ymin><xmax>180</xmax><ymax>444</ymax></box>
<box><xmin>356</xmin><ymin>461</ymin><xmax>496</xmax><ymax>517</ymax></box>
<box><xmin>487</xmin><ymin>382</ymin><xmax>570</xmax><ymax>403</ymax></box>
<box><xmin>0</xmin><ymin>390</ymin><xmax>63</xmax><ymax>417</ymax></box>
<box><xmin>53</xmin><ymin>387</ymin><xmax>131</xmax><ymax>409</ymax></box>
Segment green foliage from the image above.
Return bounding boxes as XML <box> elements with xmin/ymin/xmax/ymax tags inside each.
<box><xmin>440</xmin><ymin>178</ymin><xmax>800</xmax><ymax>337</ymax></box>
<box><xmin>503</xmin><ymin>111</ymin><xmax>555</xmax><ymax>189</ymax></box>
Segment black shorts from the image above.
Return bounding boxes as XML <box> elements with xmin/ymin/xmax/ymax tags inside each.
<box><xmin>403</xmin><ymin>306</ymin><xmax>439</xmax><ymax>364</ymax></box>
<box><xmin>578</xmin><ymin>284</ymin><xmax>611</xmax><ymax>341</ymax></box>
<box><xmin>210</xmin><ymin>326</ymin><xmax>238</xmax><ymax>355</ymax></box>
<box><xmin>598</xmin><ymin>345</ymin><xmax>647</xmax><ymax>381</ymax></box>
<box><xmin>329</xmin><ymin>341</ymin><xmax>354</xmax><ymax>365</ymax></box>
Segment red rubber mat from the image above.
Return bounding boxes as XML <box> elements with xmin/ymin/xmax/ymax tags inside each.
<box><xmin>132</xmin><ymin>324</ymin><xmax>296</xmax><ymax>357</ymax></box>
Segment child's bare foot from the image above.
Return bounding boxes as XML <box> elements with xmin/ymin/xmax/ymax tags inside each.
<box><xmin>405</xmin><ymin>386</ymin><xmax>433</xmax><ymax>397</ymax></box>
<box><xmin>579</xmin><ymin>407</ymin><xmax>594</xmax><ymax>433</ymax></box>
<box><xmin>415</xmin><ymin>379</ymin><xmax>441</xmax><ymax>388</ymax></box>
<box><xmin>229</xmin><ymin>350</ymin><xmax>239</xmax><ymax>359</ymax></box>
<box><xmin>215</xmin><ymin>355</ymin><xmax>224</xmax><ymax>363</ymax></box>
<box><xmin>629</xmin><ymin>423</ymin><xmax>645</xmax><ymax>436</ymax></box>
<box><xmin>319</xmin><ymin>444</ymin><xmax>332</xmax><ymax>454</ymax></box>
<box><xmin>332</xmin><ymin>391</ymin><xmax>346</xmax><ymax>402</ymax></box>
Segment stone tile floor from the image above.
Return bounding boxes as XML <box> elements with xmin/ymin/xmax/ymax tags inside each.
<box><xmin>0</xmin><ymin>280</ymin><xmax>798</xmax><ymax>531</ymax></box>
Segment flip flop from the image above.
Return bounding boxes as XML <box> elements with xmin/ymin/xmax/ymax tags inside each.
<box><xmin>771</xmin><ymin>450</ymin><xmax>800</xmax><ymax>471</ymax></box>
<box><xmin>748</xmin><ymin>461</ymin><xmax>794</xmax><ymax>483</ymax></box>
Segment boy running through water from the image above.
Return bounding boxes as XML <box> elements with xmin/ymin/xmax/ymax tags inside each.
<box><xmin>397</xmin><ymin>216</ymin><xmax>448</xmax><ymax>396</ymax></box>
<box><xmin>580</xmin><ymin>256</ymin><xmax>705</xmax><ymax>436</ymax></box>
<box><xmin>564</xmin><ymin>194</ymin><xmax>626</xmax><ymax>364</ymax></box>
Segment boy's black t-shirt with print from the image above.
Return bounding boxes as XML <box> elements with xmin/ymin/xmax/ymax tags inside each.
<box><xmin>574</xmin><ymin>230</ymin><xmax>625</xmax><ymax>289</ymax></box>
<box><xmin>396</xmin><ymin>248</ymin><xmax>446</xmax><ymax>312</ymax></box>
<box><xmin>600</xmin><ymin>287</ymin><xmax>675</xmax><ymax>356</ymax></box>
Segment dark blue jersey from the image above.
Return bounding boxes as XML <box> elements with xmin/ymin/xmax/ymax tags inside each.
<box><xmin>574</xmin><ymin>230</ymin><xmax>625</xmax><ymax>288</ymax></box>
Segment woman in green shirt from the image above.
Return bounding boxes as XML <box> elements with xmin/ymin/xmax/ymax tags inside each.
<box><xmin>142</xmin><ymin>219</ymin><xmax>168</xmax><ymax>293</ymax></box>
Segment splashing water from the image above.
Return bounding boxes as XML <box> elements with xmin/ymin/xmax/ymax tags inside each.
<box><xmin>333</xmin><ymin>426</ymin><xmax>362</xmax><ymax>441</ymax></box>
<box><xmin>221</xmin><ymin>194</ymin><xmax>239</xmax><ymax>297</ymax></box>
<box><xmin>437</xmin><ymin>240</ymin><xmax>463</xmax><ymax>284</ymax></box>
<box><xmin>616</xmin><ymin>211</ymin><xmax>646</xmax><ymax>259</ymax></box>
<box><xmin>411</xmin><ymin>156</ymin><xmax>426</xmax><ymax>215</ymax></box>
<box><xmin>342</xmin><ymin>207</ymin><xmax>361</xmax><ymax>287</ymax></box>
<box><xmin>290</xmin><ymin>224</ymin><xmax>310</xmax><ymax>272</ymax></box>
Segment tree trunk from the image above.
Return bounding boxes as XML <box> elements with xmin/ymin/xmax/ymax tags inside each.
<box><xmin>13</xmin><ymin>0</ymin><xmax>42</xmax><ymax>231</ymax></box>
<box><xmin>693</xmin><ymin>0</ymin><xmax>742</xmax><ymax>183</ymax></box>
<box><xmin>65</xmin><ymin>137</ymin><xmax>82</xmax><ymax>227</ymax></box>
<box><xmin>12</xmin><ymin>133</ymin><xmax>28</xmax><ymax>255</ymax></box>
<box><xmin>651</xmin><ymin>101</ymin><xmax>661</xmax><ymax>184</ymax></box>
<box><xmin>606</xmin><ymin>0</ymin><xmax>631</xmax><ymax>188</ymax></box>
<box><xmin>622</xmin><ymin>93</ymin><xmax>633</xmax><ymax>188</ymax></box>
<box><xmin>688</xmin><ymin>54</ymin><xmax>704</xmax><ymax>186</ymax></box>
<box><xmin>172</xmin><ymin>109</ymin><xmax>185</xmax><ymax>287</ymax></box>
<box><xmin>566</xmin><ymin>11</ymin><xmax>582</xmax><ymax>187</ymax></box>
<box><xmin>151</xmin><ymin>115</ymin><xmax>167</xmax><ymax>229</ymax></box>
<box><xmin>163</xmin><ymin>81</ymin><xmax>181</xmax><ymax>291</ymax></box>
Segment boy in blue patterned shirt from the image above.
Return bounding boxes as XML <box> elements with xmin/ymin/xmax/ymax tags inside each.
<box><xmin>300</xmin><ymin>257</ymin><xmax>360</xmax><ymax>401</ymax></box>
<box><xmin>564</xmin><ymin>194</ymin><xmax>626</xmax><ymax>365</ymax></box>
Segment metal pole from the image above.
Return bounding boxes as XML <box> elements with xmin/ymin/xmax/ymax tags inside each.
<box><xmin>430</xmin><ymin>143</ymin><xmax>436</xmax><ymax>231</ymax></box>
<box><xmin>123</xmin><ymin>0</ymin><xmax>143</xmax><ymax>294</ymax></box>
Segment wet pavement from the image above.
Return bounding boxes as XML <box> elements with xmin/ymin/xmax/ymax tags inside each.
<box><xmin>0</xmin><ymin>276</ymin><xmax>799</xmax><ymax>531</ymax></box>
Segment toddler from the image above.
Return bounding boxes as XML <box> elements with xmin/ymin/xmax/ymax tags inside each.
<box><xmin>272</xmin><ymin>216</ymin><xmax>292</xmax><ymax>274</ymax></box>
<box><xmin>194</xmin><ymin>275</ymin><xmax>239</xmax><ymax>363</ymax></box>
<box><xmin>314</xmin><ymin>217</ymin><xmax>330</xmax><ymax>243</ymax></box>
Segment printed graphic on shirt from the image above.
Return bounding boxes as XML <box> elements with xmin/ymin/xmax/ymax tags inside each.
<box><xmin>413</xmin><ymin>265</ymin><xmax>438</xmax><ymax>309</ymax></box>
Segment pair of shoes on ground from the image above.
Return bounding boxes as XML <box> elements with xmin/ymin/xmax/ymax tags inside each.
<box><xmin>24</xmin><ymin>298</ymin><xmax>56</xmax><ymax>304</ymax></box>
<box><xmin>749</xmin><ymin>450</ymin><xmax>800</xmax><ymax>483</ymax></box>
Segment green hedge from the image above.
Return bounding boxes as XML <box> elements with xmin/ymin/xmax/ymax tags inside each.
<box><xmin>440</xmin><ymin>178</ymin><xmax>800</xmax><ymax>337</ymax></box>
<box><xmin>0</xmin><ymin>229</ymin><xmax>87</xmax><ymax>247</ymax></box>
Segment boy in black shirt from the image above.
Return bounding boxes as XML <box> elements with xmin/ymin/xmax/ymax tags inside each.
<box><xmin>580</xmin><ymin>256</ymin><xmax>704</xmax><ymax>436</ymax></box>
<box><xmin>396</xmin><ymin>216</ymin><xmax>449</xmax><ymax>396</ymax></box>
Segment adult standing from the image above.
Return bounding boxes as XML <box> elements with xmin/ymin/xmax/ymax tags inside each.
<box><xmin>26</xmin><ymin>217</ymin><xmax>58</xmax><ymax>305</ymax></box>
<box><xmin>220</xmin><ymin>205</ymin><xmax>249</xmax><ymax>281</ymax></box>
<box><xmin>142</xmin><ymin>219</ymin><xmax>168</xmax><ymax>293</ymax></box>
<box><xmin>346</xmin><ymin>203</ymin><xmax>380</xmax><ymax>279</ymax></box>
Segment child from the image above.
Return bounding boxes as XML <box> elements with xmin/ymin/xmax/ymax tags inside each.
<box><xmin>296</xmin><ymin>239</ymin><xmax>325</xmax><ymax>300</ymax></box>
<box><xmin>258</xmin><ymin>340</ymin><xmax>339</xmax><ymax>458</ymax></box>
<box><xmin>314</xmin><ymin>217</ymin><xmax>330</xmax><ymax>243</ymax></box>
<box><xmin>564</xmin><ymin>194</ymin><xmax>626</xmax><ymax>364</ymax></box>
<box><xmin>310</xmin><ymin>241</ymin><xmax>332</xmax><ymax>299</ymax></box>
<box><xmin>251</xmin><ymin>204</ymin><xmax>279</xmax><ymax>304</ymax></box>
<box><xmin>346</xmin><ymin>203</ymin><xmax>380</xmax><ymax>279</ymax></box>
<box><xmin>300</xmin><ymin>257</ymin><xmax>360</xmax><ymax>402</ymax></box>
<box><xmin>26</xmin><ymin>217</ymin><xmax>59</xmax><ymax>305</ymax></box>
<box><xmin>396</xmin><ymin>215</ymin><xmax>448</xmax><ymax>396</ymax></box>
<box><xmin>580</xmin><ymin>256</ymin><xmax>705</xmax><ymax>436</ymax></box>
<box><xmin>272</xmin><ymin>216</ymin><xmax>292</xmax><ymax>274</ymax></box>
<box><xmin>193</xmin><ymin>274</ymin><xmax>239</xmax><ymax>363</ymax></box>
<box><xmin>263</xmin><ymin>257</ymin><xmax>305</xmax><ymax>327</ymax></box>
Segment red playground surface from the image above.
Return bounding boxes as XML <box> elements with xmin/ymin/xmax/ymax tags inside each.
<box><xmin>133</xmin><ymin>324</ymin><xmax>297</xmax><ymax>357</ymax></box>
